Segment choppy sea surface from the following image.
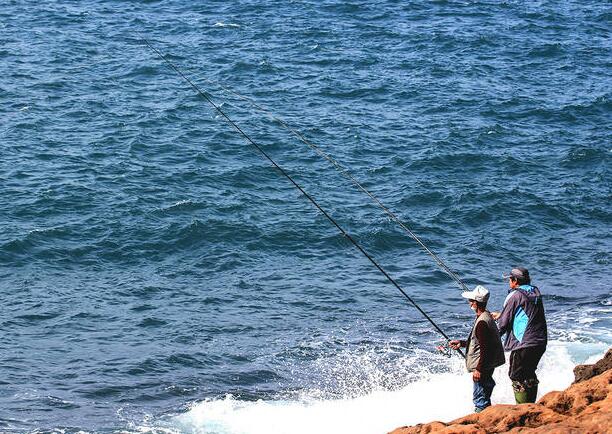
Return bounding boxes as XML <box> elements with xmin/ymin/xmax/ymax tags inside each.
<box><xmin>1</xmin><ymin>1</ymin><xmax>610</xmax><ymax>433</ymax></box>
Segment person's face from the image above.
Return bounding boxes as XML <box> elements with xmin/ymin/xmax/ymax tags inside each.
<box><xmin>509</xmin><ymin>277</ymin><xmax>519</xmax><ymax>289</ymax></box>
<box><xmin>468</xmin><ymin>299</ymin><xmax>477</xmax><ymax>311</ymax></box>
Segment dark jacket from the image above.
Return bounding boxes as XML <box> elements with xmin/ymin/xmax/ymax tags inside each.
<box><xmin>497</xmin><ymin>285</ymin><xmax>547</xmax><ymax>351</ymax></box>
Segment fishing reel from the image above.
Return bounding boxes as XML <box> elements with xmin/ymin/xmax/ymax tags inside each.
<box><xmin>435</xmin><ymin>341</ymin><xmax>453</xmax><ymax>358</ymax></box>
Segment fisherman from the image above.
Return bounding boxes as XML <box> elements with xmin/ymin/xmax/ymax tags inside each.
<box><xmin>450</xmin><ymin>285</ymin><xmax>505</xmax><ymax>413</ymax></box>
<box><xmin>492</xmin><ymin>267</ymin><xmax>547</xmax><ymax>404</ymax></box>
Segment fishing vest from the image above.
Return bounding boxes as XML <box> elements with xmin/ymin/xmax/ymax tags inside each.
<box><xmin>466</xmin><ymin>311</ymin><xmax>506</xmax><ymax>373</ymax></box>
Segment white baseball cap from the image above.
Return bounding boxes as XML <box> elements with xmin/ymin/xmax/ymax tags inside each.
<box><xmin>461</xmin><ymin>285</ymin><xmax>490</xmax><ymax>303</ymax></box>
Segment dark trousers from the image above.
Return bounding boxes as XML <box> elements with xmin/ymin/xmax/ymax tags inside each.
<box><xmin>508</xmin><ymin>345</ymin><xmax>546</xmax><ymax>381</ymax></box>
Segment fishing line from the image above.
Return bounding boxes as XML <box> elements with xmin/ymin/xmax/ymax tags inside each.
<box><xmin>144</xmin><ymin>40</ymin><xmax>465</xmax><ymax>358</ymax></box>
<box><xmin>189</xmin><ymin>72</ymin><xmax>469</xmax><ymax>292</ymax></box>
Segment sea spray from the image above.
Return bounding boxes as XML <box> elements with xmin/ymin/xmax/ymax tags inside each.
<box><xmin>167</xmin><ymin>339</ymin><xmax>596</xmax><ymax>434</ymax></box>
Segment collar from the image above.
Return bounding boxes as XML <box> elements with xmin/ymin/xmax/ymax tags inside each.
<box><xmin>508</xmin><ymin>284</ymin><xmax>534</xmax><ymax>294</ymax></box>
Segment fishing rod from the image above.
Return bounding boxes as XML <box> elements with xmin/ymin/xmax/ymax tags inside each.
<box><xmin>190</xmin><ymin>73</ymin><xmax>470</xmax><ymax>293</ymax></box>
<box><xmin>144</xmin><ymin>40</ymin><xmax>465</xmax><ymax>359</ymax></box>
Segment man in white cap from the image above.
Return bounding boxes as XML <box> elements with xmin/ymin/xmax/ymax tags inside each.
<box><xmin>450</xmin><ymin>285</ymin><xmax>505</xmax><ymax>413</ymax></box>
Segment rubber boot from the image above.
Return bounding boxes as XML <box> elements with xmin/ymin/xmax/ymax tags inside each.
<box><xmin>513</xmin><ymin>380</ymin><xmax>538</xmax><ymax>404</ymax></box>
<box><xmin>514</xmin><ymin>389</ymin><xmax>530</xmax><ymax>404</ymax></box>
<box><xmin>526</xmin><ymin>383</ymin><xmax>538</xmax><ymax>403</ymax></box>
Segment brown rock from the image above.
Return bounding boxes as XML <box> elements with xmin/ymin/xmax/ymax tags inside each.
<box><xmin>538</xmin><ymin>369</ymin><xmax>610</xmax><ymax>415</ymax></box>
<box><xmin>390</xmin><ymin>348</ymin><xmax>612</xmax><ymax>434</ymax></box>
<box><xmin>573</xmin><ymin>348</ymin><xmax>612</xmax><ymax>383</ymax></box>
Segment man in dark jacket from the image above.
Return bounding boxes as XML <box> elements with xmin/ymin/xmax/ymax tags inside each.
<box><xmin>492</xmin><ymin>267</ymin><xmax>547</xmax><ymax>404</ymax></box>
<box><xmin>450</xmin><ymin>285</ymin><xmax>505</xmax><ymax>413</ymax></box>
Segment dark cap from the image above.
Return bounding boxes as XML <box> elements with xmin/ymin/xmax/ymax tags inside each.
<box><xmin>503</xmin><ymin>267</ymin><xmax>530</xmax><ymax>282</ymax></box>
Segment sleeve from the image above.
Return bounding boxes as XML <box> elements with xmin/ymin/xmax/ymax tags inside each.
<box><xmin>496</xmin><ymin>292</ymin><xmax>518</xmax><ymax>336</ymax></box>
<box><xmin>475</xmin><ymin>321</ymin><xmax>490</xmax><ymax>372</ymax></box>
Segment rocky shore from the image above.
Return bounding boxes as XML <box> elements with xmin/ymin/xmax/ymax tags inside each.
<box><xmin>391</xmin><ymin>349</ymin><xmax>611</xmax><ymax>434</ymax></box>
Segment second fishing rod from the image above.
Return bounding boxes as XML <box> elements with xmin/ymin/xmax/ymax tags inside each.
<box><xmin>144</xmin><ymin>40</ymin><xmax>465</xmax><ymax>359</ymax></box>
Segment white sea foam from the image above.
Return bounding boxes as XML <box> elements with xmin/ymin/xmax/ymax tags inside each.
<box><xmin>173</xmin><ymin>374</ymin><xmax>471</xmax><ymax>434</ymax></box>
<box><xmin>163</xmin><ymin>339</ymin><xmax>605</xmax><ymax>434</ymax></box>
<box><xmin>214</xmin><ymin>22</ymin><xmax>240</xmax><ymax>28</ymax></box>
<box><xmin>165</xmin><ymin>200</ymin><xmax>193</xmax><ymax>210</ymax></box>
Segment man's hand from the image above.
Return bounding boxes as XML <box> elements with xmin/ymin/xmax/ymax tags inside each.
<box><xmin>472</xmin><ymin>369</ymin><xmax>481</xmax><ymax>382</ymax></box>
<box><xmin>491</xmin><ymin>311</ymin><xmax>501</xmax><ymax>320</ymax></box>
<box><xmin>449</xmin><ymin>339</ymin><xmax>462</xmax><ymax>350</ymax></box>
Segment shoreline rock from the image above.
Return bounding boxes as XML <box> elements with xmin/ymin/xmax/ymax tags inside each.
<box><xmin>574</xmin><ymin>348</ymin><xmax>612</xmax><ymax>384</ymax></box>
<box><xmin>390</xmin><ymin>349</ymin><xmax>611</xmax><ymax>434</ymax></box>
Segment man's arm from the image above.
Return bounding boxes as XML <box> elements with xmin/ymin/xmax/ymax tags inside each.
<box><xmin>496</xmin><ymin>293</ymin><xmax>518</xmax><ymax>336</ymax></box>
<box><xmin>475</xmin><ymin>321</ymin><xmax>490</xmax><ymax>373</ymax></box>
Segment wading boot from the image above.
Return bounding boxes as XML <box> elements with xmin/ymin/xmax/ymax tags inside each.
<box><xmin>512</xmin><ymin>379</ymin><xmax>539</xmax><ymax>404</ymax></box>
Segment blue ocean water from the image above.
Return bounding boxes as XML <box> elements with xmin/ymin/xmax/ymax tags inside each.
<box><xmin>1</xmin><ymin>1</ymin><xmax>610</xmax><ymax>432</ymax></box>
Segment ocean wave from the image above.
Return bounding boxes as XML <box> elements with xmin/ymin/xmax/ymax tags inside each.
<box><xmin>528</xmin><ymin>42</ymin><xmax>566</xmax><ymax>58</ymax></box>
<box><xmin>154</xmin><ymin>199</ymin><xmax>207</xmax><ymax>214</ymax></box>
<box><xmin>214</xmin><ymin>22</ymin><xmax>241</xmax><ymax>29</ymax></box>
<box><xmin>561</xmin><ymin>146</ymin><xmax>609</xmax><ymax>167</ymax></box>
